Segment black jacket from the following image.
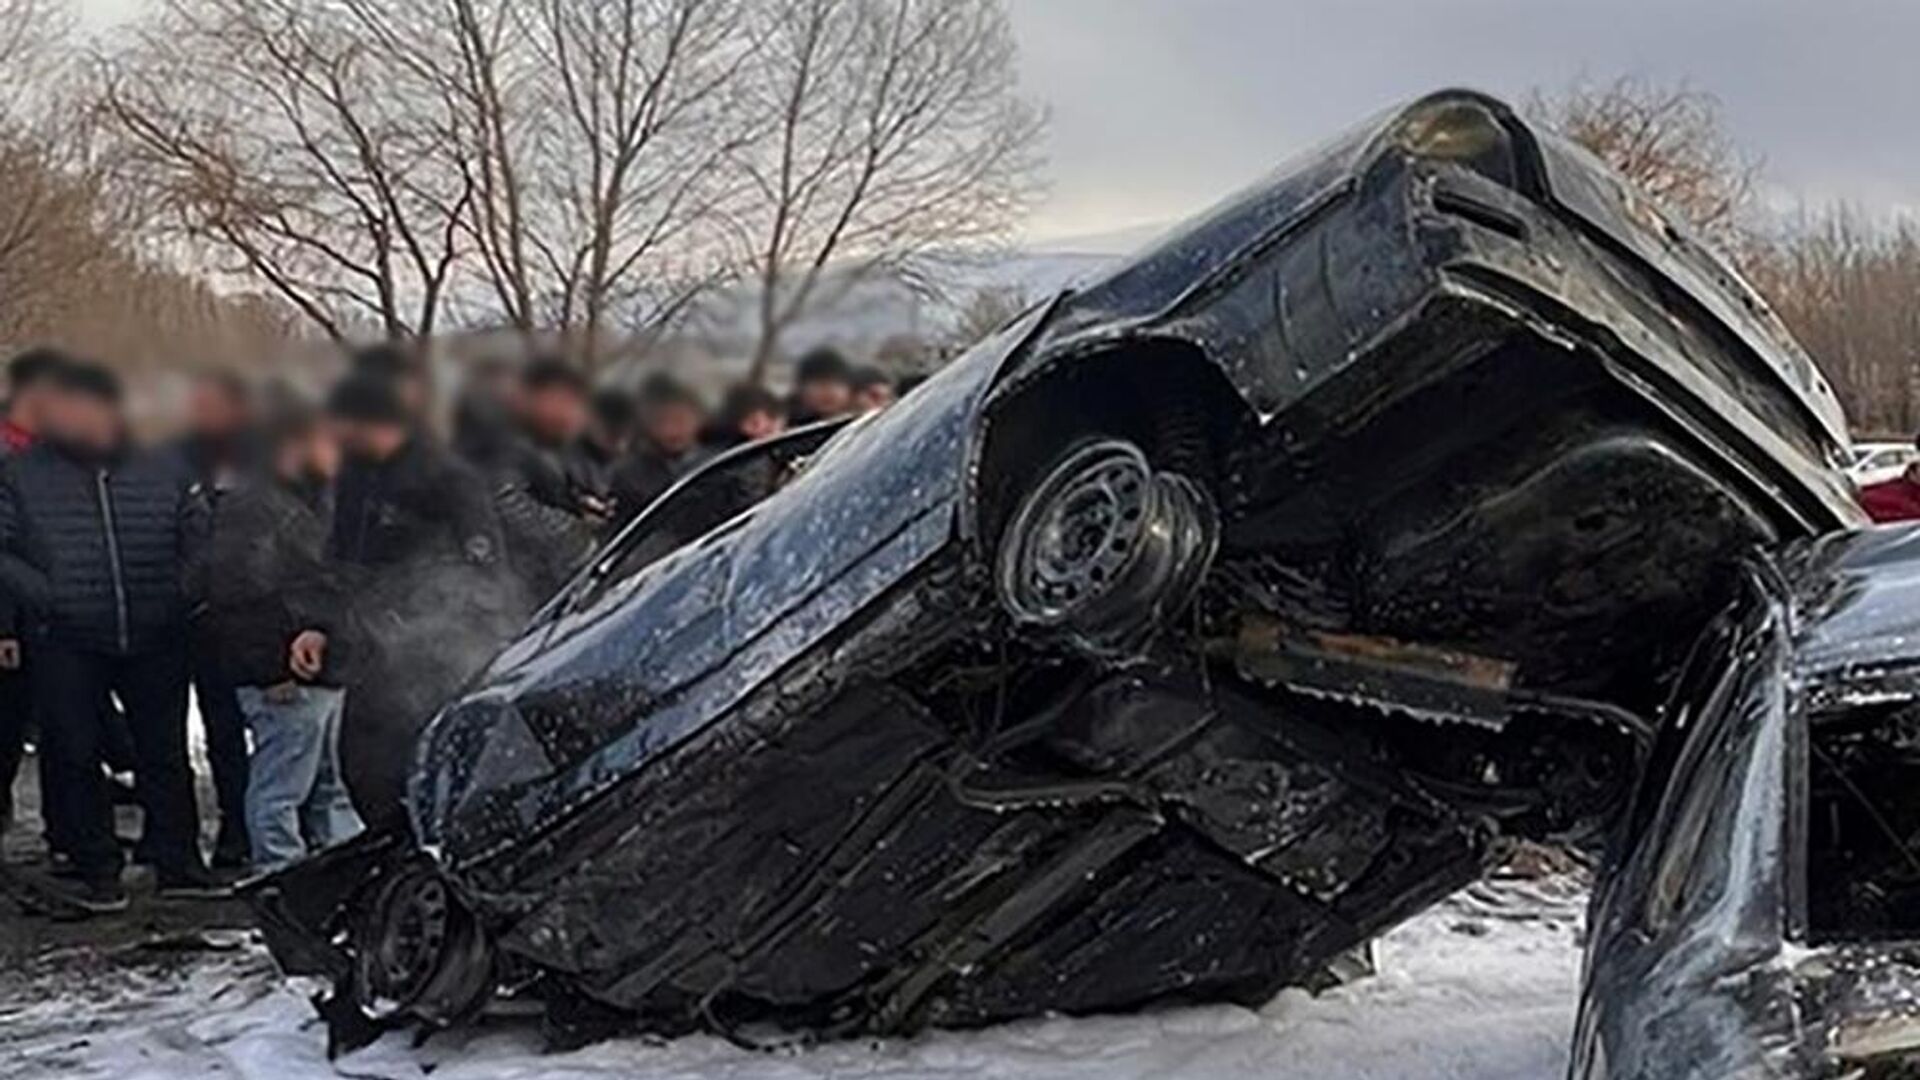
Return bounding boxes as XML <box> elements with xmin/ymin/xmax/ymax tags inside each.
<box><xmin>332</xmin><ymin>434</ymin><xmax>504</xmax><ymax>574</ymax></box>
<box><xmin>491</xmin><ymin>436</ymin><xmax>594</xmax><ymax>603</ymax></box>
<box><xmin>563</xmin><ymin>435</ymin><xmax>622</xmax><ymax>505</ymax></box>
<box><xmin>328</xmin><ymin>434</ymin><xmax>520</xmax><ymax>817</ymax></box>
<box><xmin>0</xmin><ymin>440</ymin><xmax>207</xmax><ymax>653</ymax></box>
<box><xmin>610</xmin><ymin>444</ymin><xmax>708</xmax><ymax>528</ymax></box>
<box><xmin>206</xmin><ymin>474</ymin><xmax>343</xmax><ymax>687</ymax></box>
<box><xmin>0</xmin><ymin>434</ymin><xmax>30</xmax><ymax>638</ymax></box>
<box><xmin>455</xmin><ymin>412</ymin><xmax>595</xmax><ymax>607</ymax></box>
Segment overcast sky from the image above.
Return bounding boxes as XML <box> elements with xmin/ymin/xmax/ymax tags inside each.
<box><xmin>78</xmin><ymin>0</ymin><xmax>1920</xmax><ymax>247</ymax></box>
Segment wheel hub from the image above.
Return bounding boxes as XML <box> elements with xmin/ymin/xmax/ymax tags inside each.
<box><xmin>998</xmin><ymin>440</ymin><xmax>1218</xmax><ymax>656</ymax></box>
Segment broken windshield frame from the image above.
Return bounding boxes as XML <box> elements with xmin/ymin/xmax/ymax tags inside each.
<box><xmin>531</xmin><ymin>417</ymin><xmax>857</xmax><ymax>629</ymax></box>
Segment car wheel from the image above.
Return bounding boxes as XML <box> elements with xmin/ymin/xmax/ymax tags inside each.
<box><xmin>354</xmin><ymin>862</ymin><xmax>493</xmax><ymax>1027</ymax></box>
<box><xmin>995</xmin><ymin>438</ymin><xmax>1219</xmax><ymax>657</ymax></box>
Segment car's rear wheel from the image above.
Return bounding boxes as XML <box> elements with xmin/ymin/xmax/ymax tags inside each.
<box><xmin>996</xmin><ymin>438</ymin><xmax>1218</xmax><ymax>657</ymax></box>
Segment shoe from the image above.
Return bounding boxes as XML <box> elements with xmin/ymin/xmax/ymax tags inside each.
<box><xmin>155</xmin><ymin>865</ymin><xmax>232</xmax><ymax>900</ymax></box>
<box><xmin>211</xmin><ymin>847</ymin><xmax>251</xmax><ymax>873</ymax></box>
<box><xmin>69</xmin><ymin>877</ymin><xmax>131</xmax><ymax>915</ymax></box>
<box><xmin>20</xmin><ymin>873</ymin><xmax>130</xmax><ymax>919</ymax></box>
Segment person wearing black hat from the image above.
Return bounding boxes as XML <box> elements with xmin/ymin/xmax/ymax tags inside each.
<box><xmin>498</xmin><ymin>358</ymin><xmax>598</xmax><ymax>600</ymax></box>
<box><xmin>0</xmin><ymin>362</ymin><xmax>221</xmax><ymax>912</ymax></box>
<box><xmin>610</xmin><ymin>374</ymin><xmax>710</xmax><ymax>526</ymax></box>
<box><xmin>565</xmin><ymin>386</ymin><xmax>635</xmax><ymax>516</ymax></box>
<box><xmin>326</xmin><ymin>371</ymin><xmax>513</xmax><ymax>819</ymax></box>
<box><xmin>707</xmin><ymin>382</ymin><xmax>786</xmax><ymax>451</ymax></box>
<box><xmin>788</xmin><ymin>347</ymin><xmax>855</xmax><ymax>427</ymax></box>
<box><xmin>848</xmin><ymin>366</ymin><xmax>897</xmax><ymax>413</ymax></box>
<box><xmin>348</xmin><ymin>343</ymin><xmax>432</xmax><ymax>420</ymax></box>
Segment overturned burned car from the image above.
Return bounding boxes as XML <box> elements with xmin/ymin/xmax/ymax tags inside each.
<box><xmin>251</xmin><ymin>89</ymin><xmax>1868</xmax><ymax>1067</ymax></box>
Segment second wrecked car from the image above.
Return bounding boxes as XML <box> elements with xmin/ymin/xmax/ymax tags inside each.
<box><xmin>249</xmin><ymin>89</ymin><xmax>1862</xmax><ymax>1056</ymax></box>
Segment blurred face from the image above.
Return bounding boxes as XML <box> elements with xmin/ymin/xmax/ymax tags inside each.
<box><xmin>643</xmin><ymin>401</ymin><xmax>703</xmax><ymax>456</ymax></box>
<box><xmin>523</xmin><ymin>385</ymin><xmax>588</xmax><ymax>444</ymax></box>
<box><xmin>854</xmin><ymin>381</ymin><xmax>896</xmax><ymax>413</ymax></box>
<box><xmin>9</xmin><ymin>381</ymin><xmax>56</xmax><ymax>433</ymax></box>
<box><xmin>738</xmin><ymin>407</ymin><xmax>784</xmax><ymax>443</ymax></box>
<box><xmin>188</xmin><ymin>379</ymin><xmax>249</xmax><ymax>440</ymax></box>
<box><xmin>46</xmin><ymin>391</ymin><xmax>122</xmax><ymax>454</ymax></box>
<box><xmin>277</xmin><ymin>426</ymin><xmax>341</xmax><ymax>483</ymax></box>
<box><xmin>330</xmin><ymin>417</ymin><xmax>408</xmax><ymax>463</ymax></box>
<box><xmin>797</xmin><ymin>378</ymin><xmax>853</xmax><ymax>419</ymax></box>
<box><xmin>393</xmin><ymin>372</ymin><xmax>430</xmax><ymax>419</ymax></box>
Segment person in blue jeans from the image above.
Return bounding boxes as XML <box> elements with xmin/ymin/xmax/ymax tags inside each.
<box><xmin>205</xmin><ymin>402</ymin><xmax>361</xmax><ymax>868</ymax></box>
<box><xmin>234</xmin><ymin>681</ymin><xmax>356</xmax><ymax>866</ymax></box>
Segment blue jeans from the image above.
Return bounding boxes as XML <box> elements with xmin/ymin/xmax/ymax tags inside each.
<box><xmin>237</xmin><ymin>684</ymin><xmax>362</xmax><ymax>870</ymax></box>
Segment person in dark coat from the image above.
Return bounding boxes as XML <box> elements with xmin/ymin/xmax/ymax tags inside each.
<box><xmin>611</xmin><ymin>374</ymin><xmax>709</xmax><ymax>526</ymax></box>
<box><xmin>565</xmin><ymin>387</ymin><xmax>634</xmax><ymax>512</ymax></box>
<box><xmin>706</xmin><ymin>382</ymin><xmax>786</xmax><ymax>451</ymax></box>
<box><xmin>454</xmin><ymin>357</ymin><xmax>597</xmax><ymax>607</ymax></box>
<box><xmin>167</xmin><ymin>370</ymin><xmax>257</xmax><ymax>868</ymax></box>
<box><xmin>0</xmin><ymin>348</ymin><xmax>67</xmax><ymax>837</ymax></box>
<box><xmin>499</xmin><ymin>358</ymin><xmax>598</xmax><ymax>600</ymax></box>
<box><xmin>207</xmin><ymin>403</ymin><xmax>360</xmax><ymax>870</ymax></box>
<box><xmin>326</xmin><ymin>371</ymin><xmax>514</xmax><ymax>821</ymax></box>
<box><xmin>787</xmin><ymin>347</ymin><xmax>855</xmax><ymax>427</ymax></box>
<box><xmin>849</xmin><ymin>366</ymin><xmax>897</xmax><ymax>413</ymax></box>
<box><xmin>0</xmin><ymin>363</ymin><xmax>220</xmax><ymax>912</ymax></box>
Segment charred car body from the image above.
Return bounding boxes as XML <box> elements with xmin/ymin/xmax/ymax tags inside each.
<box><xmin>1576</xmin><ymin>526</ymin><xmax>1920</xmax><ymax>1079</ymax></box>
<box><xmin>251</xmin><ymin>90</ymin><xmax>1866</xmax><ymax>1062</ymax></box>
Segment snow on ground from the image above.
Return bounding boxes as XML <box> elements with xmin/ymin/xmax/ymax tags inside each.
<box><xmin>1</xmin><ymin>878</ymin><xmax>1585</xmax><ymax>1080</ymax></box>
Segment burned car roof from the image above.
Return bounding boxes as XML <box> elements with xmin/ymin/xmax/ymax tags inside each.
<box><xmin>255</xmin><ymin>89</ymin><xmax>1863</xmax><ymax>1059</ymax></box>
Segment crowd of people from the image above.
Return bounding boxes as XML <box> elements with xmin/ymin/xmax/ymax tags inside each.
<box><xmin>0</xmin><ymin>341</ymin><xmax>907</xmax><ymax>916</ymax></box>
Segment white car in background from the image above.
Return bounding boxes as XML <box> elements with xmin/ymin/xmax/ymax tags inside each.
<box><xmin>1848</xmin><ymin>440</ymin><xmax>1919</xmax><ymax>488</ymax></box>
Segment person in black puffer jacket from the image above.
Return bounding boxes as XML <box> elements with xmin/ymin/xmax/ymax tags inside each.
<box><xmin>0</xmin><ymin>363</ymin><xmax>220</xmax><ymax>911</ymax></box>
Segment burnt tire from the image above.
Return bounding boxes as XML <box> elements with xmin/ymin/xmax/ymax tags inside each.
<box><xmin>996</xmin><ymin>438</ymin><xmax>1218</xmax><ymax>656</ymax></box>
<box><xmin>353</xmin><ymin>861</ymin><xmax>493</xmax><ymax>1027</ymax></box>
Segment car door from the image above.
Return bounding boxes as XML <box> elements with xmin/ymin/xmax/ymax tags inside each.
<box><xmin>1569</xmin><ymin>562</ymin><xmax>1818</xmax><ymax>1080</ymax></box>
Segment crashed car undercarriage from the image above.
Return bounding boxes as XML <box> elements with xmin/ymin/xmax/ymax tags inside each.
<box><xmin>249</xmin><ymin>90</ymin><xmax>1869</xmax><ymax>1072</ymax></box>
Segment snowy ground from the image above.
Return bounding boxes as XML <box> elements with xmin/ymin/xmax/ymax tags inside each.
<box><xmin>0</xmin><ymin>876</ymin><xmax>1586</xmax><ymax>1080</ymax></box>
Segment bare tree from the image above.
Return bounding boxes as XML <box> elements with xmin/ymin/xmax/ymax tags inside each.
<box><xmin>951</xmin><ymin>282</ymin><xmax>1028</xmax><ymax>347</ymax></box>
<box><xmin>1745</xmin><ymin>209</ymin><xmax>1920</xmax><ymax>437</ymax></box>
<box><xmin>0</xmin><ymin>0</ymin><xmax>98</xmax><ymax>343</ymax></box>
<box><xmin>99</xmin><ymin>0</ymin><xmax>757</xmax><ymax>363</ymax></box>
<box><xmin>0</xmin><ymin>0</ymin><xmax>66</xmax><ymax>120</ymax></box>
<box><xmin>726</xmin><ymin>0</ymin><xmax>1043</xmax><ymax>383</ymax></box>
<box><xmin>488</xmin><ymin>0</ymin><xmax>747</xmax><ymax>363</ymax></box>
<box><xmin>1531</xmin><ymin>76</ymin><xmax>1760</xmax><ymax>252</ymax></box>
<box><xmin>94</xmin><ymin>0</ymin><xmax>1042</xmax><ymax>367</ymax></box>
<box><xmin>97</xmin><ymin>0</ymin><xmax>472</xmax><ymax>344</ymax></box>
